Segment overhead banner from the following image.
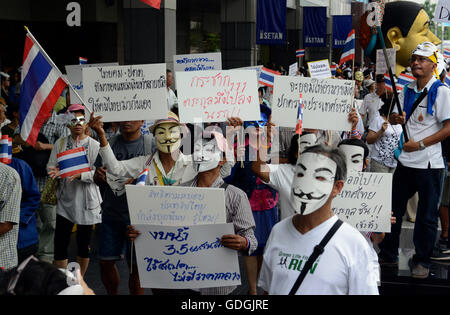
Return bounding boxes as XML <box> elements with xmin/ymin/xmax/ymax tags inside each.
<box><xmin>303</xmin><ymin>7</ymin><xmax>327</xmax><ymax>47</ymax></box>
<box><xmin>332</xmin><ymin>15</ymin><xmax>353</xmax><ymax>48</ymax></box>
<box><xmin>256</xmin><ymin>0</ymin><xmax>287</xmax><ymax>45</ymax></box>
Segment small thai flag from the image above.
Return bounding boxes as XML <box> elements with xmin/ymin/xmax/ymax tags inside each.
<box><xmin>56</xmin><ymin>147</ymin><xmax>91</xmax><ymax>178</ymax></box>
<box><xmin>295</xmin><ymin>94</ymin><xmax>303</xmax><ymax>135</ymax></box>
<box><xmin>79</xmin><ymin>57</ymin><xmax>88</xmax><ymax>65</ymax></box>
<box><xmin>136</xmin><ymin>168</ymin><xmax>149</xmax><ymax>186</ymax></box>
<box><xmin>339</xmin><ymin>29</ymin><xmax>355</xmax><ymax>67</ymax></box>
<box><xmin>330</xmin><ymin>64</ymin><xmax>337</xmax><ymax>76</ymax></box>
<box><xmin>384</xmin><ymin>73</ymin><xmax>393</xmax><ymax>92</ymax></box>
<box><xmin>397</xmin><ymin>73</ymin><xmax>415</xmax><ymax>91</ymax></box>
<box><xmin>0</xmin><ymin>134</ymin><xmax>12</xmax><ymax>164</ymax></box>
<box><xmin>296</xmin><ymin>49</ymin><xmax>305</xmax><ymax>58</ymax></box>
<box><xmin>258</xmin><ymin>67</ymin><xmax>281</xmax><ymax>88</ymax></box>
<box><xmin>444</xmin><ymin>49</ymin><xmax>450</xmax><ymax>59</ymax></box>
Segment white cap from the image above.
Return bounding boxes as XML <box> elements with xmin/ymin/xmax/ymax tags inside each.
<box><xmin>0</xmin><ymin>71</ymin><xmax>10</xmax><ymax>79</ymax></box>
<box><xmin>412</xmin><ymin>42</ymin><xmax>439</xmax><ymax>59</ymax></box>
<box><xmin>364</xmin><ymin>79</ymin><xmax>375</xmax><ymax>88</ymax></box>
<box><xmin>437</xmin><ymin>51</ymin><xmax>446</xmax><ymax>75</ymax></box>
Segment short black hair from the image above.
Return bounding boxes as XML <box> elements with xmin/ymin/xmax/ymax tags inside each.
<box><xmin>338</xmin><ymin>138</ymin><xmax>370</xmax><ymax>160</ymax></box>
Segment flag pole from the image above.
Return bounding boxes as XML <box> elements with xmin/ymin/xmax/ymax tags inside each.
<box><xmin>23</xmin><ymin>26</ymin><xmax>92</xmax><ymax>115</ymax></box>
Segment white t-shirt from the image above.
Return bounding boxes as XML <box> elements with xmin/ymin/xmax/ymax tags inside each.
<box><xmin>265</xmin><ymin>164</ymin><xmax>297</xmax><ymax>220</ymax></box>
<box><xmin>258</xmin><ymin>215</ymin><xmax>380</xmax><ymax>295</ymax></box>
<box><xmin>368</xmin><ymin>115</ymin><xmax>402</xmax><ymax>168</ymax></box>
<box><xmin>359</xmin><ymin>92</ymin><xmax>383</xmax><ymax>128</ymax></box>
<box><xmin>394</xmin><ymin>78</ymin><xmax>450</xmax><ymax>168</ymax></box>
<box><xmin>167</xmin><ymin>88</ymin><xmax>178</xmax><ymax>109</ymax></box>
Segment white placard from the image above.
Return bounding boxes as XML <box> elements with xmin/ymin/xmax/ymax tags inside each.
<box><xmin>332</xmin><ymin>172</ymin><xmax>392</xmax><ymax>232</ymax></box>
<box><xmin>176</xmin><ymin>70</ymin><xmax>260</xmax><ymax>123</ymax></box>
<box><xmin>376</xmin><ymin>48</ymin><xmax>396</xmax><ymax>75</ymax></box>
<box><xmin>289</xmin><ymin>62</ymin><xmax>298</xmax><ymax>77</ymax></box>
<box><xmin>134</xmin><ymin>223</ymin><xmax>241</xmax><ymax>289</ymax></box>
<box><xmin>125</xmin><ymin>185</ymin><xmax>227</xmax><ymax>226</ymax></box>
<box><xmin>173</xmin><ymin>52</ymin><xmax>222</xmax><ymax>73</ymax></box>
<box><xmin>82</xmin><ymin>63</ymin><xmax>168</xmax><ymax>122</ymax></box>
<box><xmin>434</xmin><ymin>0</ymin><xmax>450</xmax><ymax>23</ymax></box>
<box><xmin>65</xmin><ymin>62</ymin><xmax>118</xmax><ymax>105</ymax></box>
<box><xmin>307</xmin><ymin>59</ymin><xmax>331</xmax><ymax>79</ymax></box>
<box><xmin>271</xmin><ymin>76</ymin><xmax>354</xmax><ymax>131</ymax></box>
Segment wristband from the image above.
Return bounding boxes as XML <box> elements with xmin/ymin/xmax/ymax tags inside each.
<box><xmin>351</xmin><ymin>128</ymin><xmax>362</xmax><ymax>139</ymax></box>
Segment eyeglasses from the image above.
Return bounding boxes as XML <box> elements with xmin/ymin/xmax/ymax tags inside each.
<box><xmin>409</xmin><ymin>56</ymin><xmax>434</xmax><ymax>64</ymax></box>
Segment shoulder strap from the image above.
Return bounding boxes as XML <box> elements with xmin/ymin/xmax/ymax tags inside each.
<box><xmin>288</xmin><ymin>219</ymin><xmax>344</xmax><ymax>295</ymax></box>
<box><xmin>220</xmin><ymin>182</ymin><xmax>229</xmax><ymax>190</ymax></box>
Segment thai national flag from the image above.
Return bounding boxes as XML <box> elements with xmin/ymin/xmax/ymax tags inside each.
<box><xmin>296</xmin><ymin>49</ymin><xmax>305</xmax><ymax>58</ymax></box>
<box><xmin>79</xmin><ymin>57</ymin><xmax>88</xmax><ymax>65</ymax></box>
<box><xmin>0</xmin><ymin>134</ymin><xmax>12</xmax><ymax>164</ymax></box>
<box><xmin>396</xmin><ymin>73</ymin><xmax>415</xmax><ymax>91</ymax></box>
<box><xmin>295</xmin><ymin>94</ymin><xmax>304</xmax><ymax>135</ymax></box>
<box><xmin>136</xmin><ymin>168</ymin><xmax>149</xmax><ymax>186</ymax></box>
<box><xmin>258</xmin><ymin>67</ymin><xmax>281</xmax><ymax>88</ymax></box>
<box><xmin>56</xmin><ymin>147</ymin><xmax>91</xmax><ymax>179</ymax></box>
<box><xmin>444</xmin><ymin>49</ymin><xmax>450</xmax><ymax>59</ymax></box>
<box><xmin>330</xmin><ymin>64</ymin><xmax>337</xmax><ymax>76</ymax></box>
<box><xmin>384</xmin><ymin>73</ymin><xmax>393</xmax><ymax>92</ymax></box>
<box><xmin>339</xmin><ymin>29</ymin><xmax>355</xmax><ymax>67</ymax></box>
<box><xmin>19</xmin><ymin>33</ymin><xmax>67</xmax><ymax>147</ymax></box>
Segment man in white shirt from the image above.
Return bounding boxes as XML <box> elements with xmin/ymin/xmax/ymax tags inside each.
<box><xmin>359</xmin><ymin>74</ymin><xmax>388</xmax><ymax>130</ymax></box>
<box><xmin>258</xmin><ymin>144</ymin><xmax>379</xmax><ymax>295</ymax></box>
<box><xmin>379</xmin><ymin>42</ymin><xmax>450</xmax><ymax>279</ymax></box>
<box><xmin>166</xmin><ymin>69</ymin><xmax>178</xmax><ymax>110</ymax></box>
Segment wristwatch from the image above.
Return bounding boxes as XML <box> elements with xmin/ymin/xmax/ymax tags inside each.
<box><xmin>419</xmin><ymin>140</ymin><xmax>426</xmax><ymax>151</ymax></box>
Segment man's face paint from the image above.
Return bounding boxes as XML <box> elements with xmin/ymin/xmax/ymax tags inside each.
<box><xmin>193</xmin><ymin>138</ymin><xmax>222</xmax><ymax>173</ymax></box>
<box><xmin>299</xmin><ymin>133</ymin><xmax>317</xmax><ymax>153</ymax></box>
<box><xmin>291</xmin><ymin>152</ymin><xmax>337</xmax><ymax>215</ymax></box>
<box><xmin>339</xmin><ymin>144</ymin><xmax>364</xmax><ymax>173</ymax></box>
<box><xmin>154</xmin><ymin>122</ymin><xmax>181</xmax><ymax>154</ymax></box>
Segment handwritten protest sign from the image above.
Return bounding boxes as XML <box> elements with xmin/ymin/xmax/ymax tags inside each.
<box><xmin>434</xmin><ymin>0</ymin><xmax>450</xmax><ymax>23</ymax></box>
<box><xmin>125</xmin><ymin>185</ymin><xmax>227</xmax><ymax>226</ymax></box>
<box><xmin>65</xmin><ymin>62</ymin><xmax>118</xmax><ymax>105</ymax></box>
<box><xmin>289</xmin><ymin>62</ymin><xmax>298</xmax><ymax>77</ymax></box>
<box><xmin>173</xmin><ymin>52</ymin><xmax>222</xmax><ymax>73</ymax></box>
<box><xmin>307</xmin><ymin>60</ymin><xmax>331</xmax><ymax>79</ymax></box>
<box><xmin>82</xmin><ymin>64</ymin><xmax>168</xmax><ymax>122</ymax></box>
<box><xmin>176</xmin><ymin>70</ymin><xmax>260</xmax><ymax>123</ymax></box>
<box><xmin>376</xmin><ymin>48</ymin><xmax>396</xmax><ymax>75</ymax></box>
<box><xmin>134</xmin><ymin>223</ymin><xmax>241</xmax><ymax>289</ymax></box>
<box><xmin>272</xmin><ymin>76</ymin><xmax>354</xmax><ymax>131</ymax></box>
<box><xmin>332</xmin><ymin>172</ymin><xmax>392</xmax><ymax>232</ymax></box>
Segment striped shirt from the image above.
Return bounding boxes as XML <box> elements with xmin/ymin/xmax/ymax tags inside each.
<box><xmin>183</xmin><ymin>175</ymin><xmax>257</xmax><ymax>295</ymax></box>
<box><xmin>0</xmin><ymin>163</ymin><xmax>21</xmax><ymax>271</ymax></box>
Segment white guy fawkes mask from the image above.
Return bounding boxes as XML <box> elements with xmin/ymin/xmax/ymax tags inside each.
<box><xmin>339</xmin><ymin>144</ymin><xmax>365</xmax><ymax>173</ymax></box>
<box><xmin>193</xmin><ymin>138</ymin><xmax>223</xmax><ymax>173</ymax></box>
<box><xmin>291</xmin><ymin>152</ymin><xmax>337</xmax><ymax>215</ymax></box>
<box><xmin>154</xmin><ymin>122</ymin><xmax>181</xmax><ymax>154</ymax></box>
<box><xmin>299</xmin><ymin>133</ymin><xmax>317</xmax><ymax>153</ymax></box>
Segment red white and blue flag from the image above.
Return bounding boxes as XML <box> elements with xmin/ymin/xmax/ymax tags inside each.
<box><xmin>258</xmin><ymin>67</ymin><xmax>281</xmax><ymax>88</ymax></box>
<box><xmin>19</xmin><ymin>33</ymin><xmax>67</xmax><ymax>146</ymax></box>
<box><xmin>0</xmin><ymin>134</ymin><xmax>12</xmax><ymax>164</ymax></box>
<box><xmin>56</xmin><ymin>147</ymin><xmax>91</xmax><ymax>179</ymax></box>
<box><xmin>136</xmin><ymin>168</ymin><xmax>149</xmax><ymax>186</ymax></box>
<box><xmin>296</xmin><ymin>49</ymin><xmax>305</xmax><ymax>58</ymax></box>
<box><xmin>339</xmin><ymin>29</ymin><xmax>355</xmax><ymax>67</ymax></box>
<box><xmin>330</xmin><ymin>64</ymin><xmax>337</xmax><ymax>76</ymax></box>
<box><xmin>384</xmin><ymin>73</ymin><xmax>393</xmax><ymax>92</ymax></box>
<box><xmin>396</xmin><ymin>73</ymin><xmax>415</xmax><ymax>91</ymax></box>
<box><xmin>444</xmin><ymin>48</ymin><xmax>450</xmax><ymax>59</ymax></box>
<box><xmin>79</xmin><ymin>57</ymin><xmax>88</xmax><ymax>65</ymax></box>
<box><xmin>295</xmin><ymin>94</ymin><xmax>304</xmax><ymax>135</ymax></box>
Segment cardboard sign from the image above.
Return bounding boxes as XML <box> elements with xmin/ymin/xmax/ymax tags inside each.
<box><xmin>134</xmin><ymin>223</ymin><xmax>241</xmax><ymax>289</ymax></box>
<box><xmin>65</xmin><ymin>62</ymin><xmax>118</xmax><ymax>105</ymax></box>
<box><xmin>125</xmin><ymin>185</ymin><xmax>227</xmax><ymax>226</ymax></box>
<box><xmin>175</xmin><ymin>70</ymin><xmax>260</xmax><ymax>123</ymax></box>
<box><xmin>82</xmin><ymin>63</ymin><xmax>168</xmax><ymax>122</ymax></box>
<box><xmin>376</xmin><ymin>48</ymin><xmax>396</xmax><ymax>75</ymax></box>
<box><xmin>289</xmin><ymin>62</ymin><xmax>298</xmax><ymax>77</ymax></box>
<box><xmin>173</xmin><ymin>52</ymin><xmax>222</xmax><ymax>73</ymax></box>
<box><xmin>434</xmin><ymin>0</ymin><xmax>450</xmax><ymax>23</ymax></box>
<box><xmin>307</xmin><ymin>59</ymin><xmax>331</xmax><ymax>79</ymax></box>
<box><xmin>332</xmin><ymin>172</ymin><xmax>392</xmax><ymax>232</ymax></box>
<box><xmin>271</xmin><ymin>76</ymin><xmax>354</xmax><ymax>131</ymax></box>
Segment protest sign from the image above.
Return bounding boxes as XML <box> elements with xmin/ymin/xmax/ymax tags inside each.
<box><xmin>175</xmin><ymin>70</ymin><xmax>260</xmax><ymax>123</ymax></box>
<box><xmin>173</xmin><ymin>52</ymin><xmax>222</xmax><ymax>73</ymax></box>
<box><xmin>65</xmin><ymin>62</ymin><xmax>118</xmax><ymax>105</ymax></box>
<box><xmin>134</xmin><ymin>223</ymin><xmax>241</xmax><ymax>289</ymax></box>
<box><xmin>289</xmin><ymin>62</ymin><xmax>298</xmax><ymax>76</ymax></box>
<box><xmin>434</xmin><ymin>0</ymin><xmax>450</xmax><ymax>23</ymax></box>
<box><xmin>271</xmin><ymin>76</ymin><xmax>354</xmax><ymax>131</ymax></box>
<box><xmin>307</xmin><ymin>59</ymin><xmax>331</xmax><ymax>79</ymax></box>
<box><xmin>332</xmin><ymin>172</ymin><xmax>392</xmax><ymax>233</ymax></box>
<box><xmin>82</xmin><ymin>63</ymin><xmax>168</xmax><ymax>122</ymax></box>
<box><xmin>125</xmin><ymin>185</ymin><xmax>227</xmax><ymax>226</ymax></box>
<box><xmin>376</xmin><ymin>48</ymin><xmax>396</xmax><ymax>75</ymax></box>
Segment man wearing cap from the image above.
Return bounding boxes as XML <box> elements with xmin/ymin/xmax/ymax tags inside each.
<box><xmin>359</xmin><ymin>74</ymin><xmax>389</xmax><ymax>131</ymax></box>
<box><xmin>378</xmin><ymin>42</ymin><xmax>450</xmax><ymax>279</ymax></box>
